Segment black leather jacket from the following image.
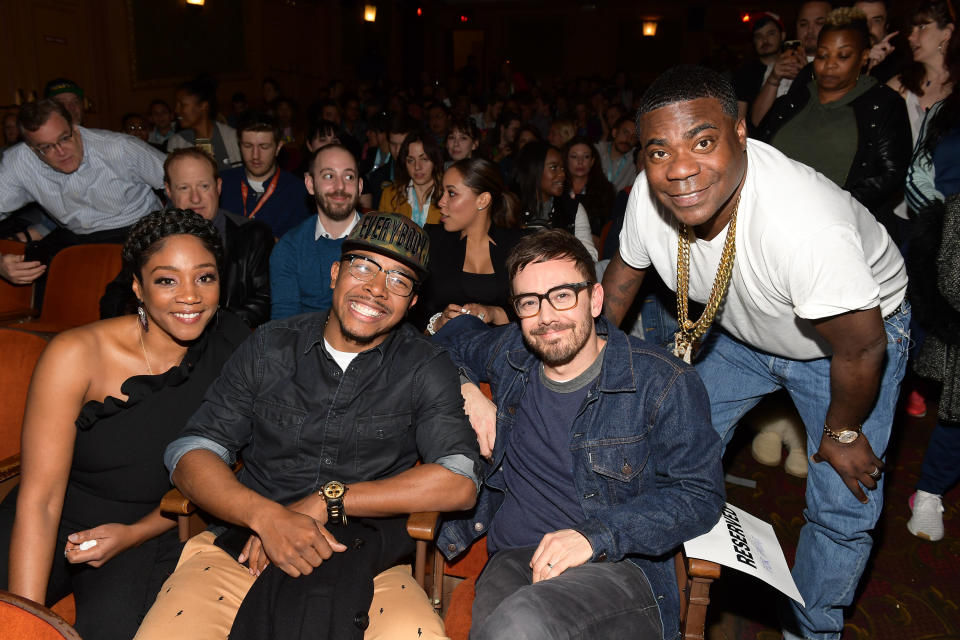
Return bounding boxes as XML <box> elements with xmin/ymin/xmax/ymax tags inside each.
<box><xmin>100</xmin><ymin>209</ymin><xmax>274</xmax><ymax>328</ymax></box>
<box><xmin>757</xmin><ymin>77</ymin><xmax>912</xmax><ymax>229</ymax></box>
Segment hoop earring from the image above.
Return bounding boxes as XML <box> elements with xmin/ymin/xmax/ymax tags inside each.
<box><xmin>137</xmin><ymin>303</ymin><xmax>149</xmax><ymax>332</ymax></box>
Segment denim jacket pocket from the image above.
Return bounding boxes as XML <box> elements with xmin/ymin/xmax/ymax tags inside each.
<box><xmin>355</xmin><ymin>412</ymin><xmax>413</xmax><ymax>476</ymax></box>
<box><xmin>587</xmin><ymin>436</ymin><xmax>650</xmax><ymax>483</ymax></box>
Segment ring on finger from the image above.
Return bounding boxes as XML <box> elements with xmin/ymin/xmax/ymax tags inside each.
<box><xmin>545</xmin><ymin>562</ymin><xmax>554</xmax><ymax>570</ymax></box>
<box><xmin>868</xmin><ymin>466</ymin><xmax>881</xmax><ymax>479</ymax></box>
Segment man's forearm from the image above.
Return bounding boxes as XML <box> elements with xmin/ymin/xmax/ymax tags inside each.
<box><xmin>750</xmin><ymin>80</ymin><xmax>779</xmax><ymax>127</ymax></box>
<box><xmin>172</xmin><ymin>449</ymin><xmax>281</xmax><ymax>532</ymax></box>
<box><xmin>825</xmin><ymin>342</ymin><xmax>886</xmax><ymax>429</ymax></box>
<box><xmin>293</xmin><ymin>464</ymin><xmax>477</xmax><ymax>521</ymax></box>
<box><xmin>600</xmin><ymin>252</ymin><xmax>645</xmax><ymax>327</ymax></box>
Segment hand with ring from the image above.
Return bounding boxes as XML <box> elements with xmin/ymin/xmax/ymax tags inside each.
<box><xmin>868</xmin><ymin>466</ymin><xmax>881</xmax><ymax>480</ymax></box>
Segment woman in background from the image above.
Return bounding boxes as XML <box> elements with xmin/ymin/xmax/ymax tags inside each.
<box><xmin>564</xmin><ymin>136</ymin><xmax>615</xmax><ymax>244</ymax></box>
<box><xmin>512</xmin><ymin>141</ymin><xmax>598</xmax><ymax>260</ymax></box>
<box><xmin>418</xmin><ymin>158</ymin><xmax>524</xmax><ymax>333</ymax></box>
<box><xmin>379</xmin><ymin>132</ymin><xmax>444</xmax><ymax>227</ymax></box>
<box><xmin>759</xmin><ymin>7</ymin><xmax>912</xmax><ymax>238</ymax></box>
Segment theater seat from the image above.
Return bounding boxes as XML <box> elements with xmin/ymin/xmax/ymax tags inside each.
<box><xmin>0</xmin><ymin>590</ymin><xmax>81</xmax><ymax>640</ymax></box>
<box><xmin>0</xmin><ymin>240</ymin><xmax>38</xmax><ymax>323</ymax></box>
<box><xmin>0</xmin><ymin>328</ymin><xmax>48</xmax><ymax>501</ymax></box>
<box><xmin>10</xmin><ymin>244</ymin><xmax>122</xmax><ymax>334</ymax></box>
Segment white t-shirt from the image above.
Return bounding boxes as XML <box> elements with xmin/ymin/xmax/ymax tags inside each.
<box><xmin>619</xmin><ymin>139</ymin><xmax>907</xmax><ymax>360</ymax></box>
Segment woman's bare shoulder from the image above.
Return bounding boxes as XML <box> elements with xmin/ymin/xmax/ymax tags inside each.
<box><xmin>44</xmin><ymin>316</ymin><xmax>135</xmax><ymax>367</ymax></box>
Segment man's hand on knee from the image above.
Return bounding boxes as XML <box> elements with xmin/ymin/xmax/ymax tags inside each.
<box><xmin>530</xmin><ymin>529</ymin><xmax>594</xmax><ymax>583</ymax></box>
<box><xmin>252</xmin><ymin>505</ymin><xmax>347</xmax><ymax>577</ymax></box>
<box><xmin>812</xmin><ymin>435</ymin><xmax>884</xmax><ymax>504</ymax></box>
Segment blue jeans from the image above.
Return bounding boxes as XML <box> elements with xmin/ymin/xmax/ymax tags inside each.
<box><xmin>693</xmin><ymin>305</ymin><xmax>910</xmax><ymax>640</ymax></box>
<box><xmin>471</xmin><ymin>547</ymin><xmax>663</xmax><ymax>640</ymax></box>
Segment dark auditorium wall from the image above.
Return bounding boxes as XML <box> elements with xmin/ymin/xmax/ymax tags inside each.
<box><xmin>1</xmin><ymin>0</ymin><xmax>913</xmax><ymax>131</ymax></box>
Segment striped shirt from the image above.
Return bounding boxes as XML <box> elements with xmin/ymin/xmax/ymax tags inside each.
<box><xmin>0</xmin><ymin>126</ymin><xmax>165</xmax><ymax>234</ymax></box>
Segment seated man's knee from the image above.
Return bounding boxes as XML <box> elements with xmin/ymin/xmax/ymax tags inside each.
<box><xmin>471</xmin><ymin>594</ymin><xmax>553</xmax><ymax>640</ymax></box>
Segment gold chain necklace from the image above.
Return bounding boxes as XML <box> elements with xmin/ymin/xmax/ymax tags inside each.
<box><xmin>137</xmin><ymin>319</ymin><xmax>154</xmax><ymax>376</ymax></box>
<box><xmin>673</xmin><ymin>194</ymin><xmax>740</xmax><ymax>363</ymax></box>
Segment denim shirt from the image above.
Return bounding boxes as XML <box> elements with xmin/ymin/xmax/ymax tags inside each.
<box><xmin>434</xmin><ymin>314</ymin><xmax>725</xmax><ymax>640</ymax></box>
<box><xmin>165</xmin><ymin>311</ymin><xmax>481</xmax><ymax>505</ymax></box>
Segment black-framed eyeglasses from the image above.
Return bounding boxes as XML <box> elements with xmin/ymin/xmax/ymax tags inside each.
<box><xmin>342</xmin><ymin>254</ymin><xmax>418</xmax><ymax>297</ymax></box>
<box><xmin>32</xmin><ymin>130</ymin><xmax>76</xmax><ymax>157</ymax></box>
<box><xmin>510</xmin><ymin>281</ymin><xmax>595</xmax><ymax>318</ymax></box>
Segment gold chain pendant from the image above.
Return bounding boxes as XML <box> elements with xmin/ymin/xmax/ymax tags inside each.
<box><xmin>673</xmin><ymin>195</ymin><xmax>741</xmax><ymax>363</ymax></box>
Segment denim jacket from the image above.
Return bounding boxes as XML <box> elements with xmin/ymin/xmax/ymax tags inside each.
<box><xmin>434</xmin><ymin>314</ymin><xmax>726</xmax><ymax>640</ymax></box>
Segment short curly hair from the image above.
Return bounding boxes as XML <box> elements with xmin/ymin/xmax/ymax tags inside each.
<box><xmin>819</xmin><ymin>7</ymin><xmax>871</xmax><ymax>51</ymax></box>
<box><xmin>636</xmin><ymin>65</ymin><xmax>739</xmax><ymax>127</ymax></box>
<box><xmin>122</xmin><ymin>209</ymin><xmax>223</xmax><ymax>282</ymax></box>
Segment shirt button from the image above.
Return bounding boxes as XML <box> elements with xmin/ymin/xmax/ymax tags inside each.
<box><xmin>473</xmin><ymin>522</ymin><xmax>484</xmax><ymax>531</ymax></box>
<box><xmin>323</xmin><ymin>457</ymin><xmax>332</xmax><ymax>465</ymax></box>
<box><xmin>333</xmin><ymin>370</ymin><xmax>340</xmax><ymax>377</ymax></box>
<box><xmin>447</xmin><ymin>543</ymin><xmax>457</xmax><ymax>552</ymax></box>
<box><xmin>508</xmin><ymin>407</ymin><xmax>516</xmax><ymax>415</ymax></box>
<box><xmin>597</xmin><ymin>552</ymin><xmax>607</xmax><ymax>562</ymax></box>
<box><xmin>621</xmin><ymin>463</ymin><xmax>633</xmax><ymax>475</ymax></box>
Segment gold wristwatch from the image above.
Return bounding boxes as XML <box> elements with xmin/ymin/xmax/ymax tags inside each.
<box><xmin>823</xmin><ymin>423</ymin><xmax>862</xmax><ymax>445</ymax></box>
<box><xmin>321</xmin><ymin>480</ymin><xmax>348</xmax><ymax>525</ymax></box>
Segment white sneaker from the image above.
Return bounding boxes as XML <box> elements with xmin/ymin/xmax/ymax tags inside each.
<box><xmin>907</xmin><ymin>490</ymin><xmax>945</xmax><ymax>541</ymax></box>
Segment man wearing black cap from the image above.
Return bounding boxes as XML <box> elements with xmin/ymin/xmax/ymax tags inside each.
<box><xmin>44</xmin><ymin>78</ymin><xmax>85</xmax><ymax>126</ymax></box>
<box><xmin>135</xmin><ymin>212</ymin><xmax>480</xmax><ymax>640</ymax></box>
<box><xmin>732</xmin><ymin>12</ymin><xmax>787</xmax><ymax>123</ymax></box>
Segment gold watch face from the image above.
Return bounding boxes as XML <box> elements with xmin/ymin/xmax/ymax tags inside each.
<box><xmin>836</xmin><ymin>430</ymin><xmax>859</xmax><ymax>444</ymax></box>
<box><xmin>323</xmin><ymin>482</ymin><xmax>345</xmax><ymax>499</ymax></box>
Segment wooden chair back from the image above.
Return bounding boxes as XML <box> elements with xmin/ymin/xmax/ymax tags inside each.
<box><xmin>0</xmin><ymin>590</ymin><xmax>82</xmax><ymax>640</ymax></box>
<box><xmin>14</xmin><ymin>244</ymin><xmax>122</xmax><ymax>334</ymax></box>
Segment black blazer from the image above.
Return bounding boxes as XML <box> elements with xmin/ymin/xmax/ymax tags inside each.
<box><xmin>410</xmin><ymin>223</ymin><xmax>525</xmax><ymax>331</ymax></box>
<box><xmin>757</xmin><ymin>76</ymin><xmax>912</xmax><ymax>233</ymax></box>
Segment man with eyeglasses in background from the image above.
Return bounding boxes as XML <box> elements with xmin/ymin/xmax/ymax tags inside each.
<box><xmin>432</xmin><ymin>229</ymin><xmax>725</xmax><ymax>640</ymax></box>
<box><xmin>269</xmin><ymin>143</ymin><xmax>365</xmax><ymax>320</ymax></box>
<box><xmin>0</xmin><ymin>98</ymin><xmax>165</xmax><ymax>285</ymax></box>
<box><xmin>134</xmin><ymin>212</ymin><xmax>479</xmax><ymax>640</ymax></box>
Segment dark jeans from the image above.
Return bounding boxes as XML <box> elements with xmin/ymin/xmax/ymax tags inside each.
<box><xmin>917</xmin><ymin>419</ymin><xmax>960</xmax><ymax>495</ymax></box>
<box><xmin>470</xmin><ymin>546</ymin><xmax>663</xmax><ymax>640</ymax></box>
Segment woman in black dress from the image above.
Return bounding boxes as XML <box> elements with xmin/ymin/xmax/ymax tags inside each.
<box><xmin>417</xmin><ymin>158</ymin><xmax>524</xmax><ymax>334</ymax></box>
<box><xmin>0</xmin><ymin>209</ymin><xmax>249</xmax><ymax>640</ymax></box>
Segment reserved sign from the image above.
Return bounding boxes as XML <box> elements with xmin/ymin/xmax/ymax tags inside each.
<box><xmin>684</xmin><ymin>503</ymin><xmax>804</xmax><ymax>606</ymax></box>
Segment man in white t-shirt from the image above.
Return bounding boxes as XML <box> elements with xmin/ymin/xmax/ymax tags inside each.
<box><xmin>601</xmin><ymin>65</ymin><xmax>909</xmax><ymax>640</ymax></box>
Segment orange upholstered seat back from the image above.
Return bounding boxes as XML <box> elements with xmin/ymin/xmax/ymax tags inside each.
<box><xmin>0</xmin><ymin>329</ymin><xmax>47</xmax><ymax>462</ymax></box>
<box><xmin>0</xmin><ymin>590</ymin><xmax>82</xmax><ymax>639</ymax></box>
<box><xmin>0</xmin><ymin>240</ymin><xmax>35</xmax><ymax>319</ymax></box>
<box><xmin>17</xmin><ymin>244</ymin><xmax>122</xmax><ymax>334</ymax></box>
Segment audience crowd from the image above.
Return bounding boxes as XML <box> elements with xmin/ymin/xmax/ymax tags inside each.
<box><xmin>0</xmin><ymin>1</ymin><xmax>957</xmax><ymax>639</ymax></box>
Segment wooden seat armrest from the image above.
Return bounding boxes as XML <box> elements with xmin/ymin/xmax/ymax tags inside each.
<box><xmin>687</xmin><ymin>558</ymin><xmax>721</xmax><ymax>580</ymax></box>
<box><xmin>0</xmin><ymin>453</ymin><xmax>21</xmax><ymax>483</ymax></box>
<box><xmin>406</xmin><ymin>511</ymin><xmax>440</xmax><ymax>541</ymax></box>
<box><xmin>160</xmin><ymin>487</ymin><xmax>196</xmax><ymax>516</ymax></box>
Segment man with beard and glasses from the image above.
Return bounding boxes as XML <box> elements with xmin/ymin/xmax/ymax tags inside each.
<box><xmin>269</xmin><ymin>144</ymin><xmax>364</xmax><ymax>320</ymax></box>
<box><xmin>432</xmin><ymin>229</ymin><xmax>725</xmax><ymax>640</ymax></box>
<box><xmin>219</xmin><ymin>111</ymin><xmax>312</xmax><ymax>239</ymax></box>
<box><xmin>134</xmin><ymin>212</ymin><xmax>480</xmax><ymax>640</ymax></box>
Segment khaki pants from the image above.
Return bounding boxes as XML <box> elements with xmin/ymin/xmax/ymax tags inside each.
<box><xmin>134</xmin><ymin>531</ymin><xmax>447</xmax><ymax>639</ymax></box>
